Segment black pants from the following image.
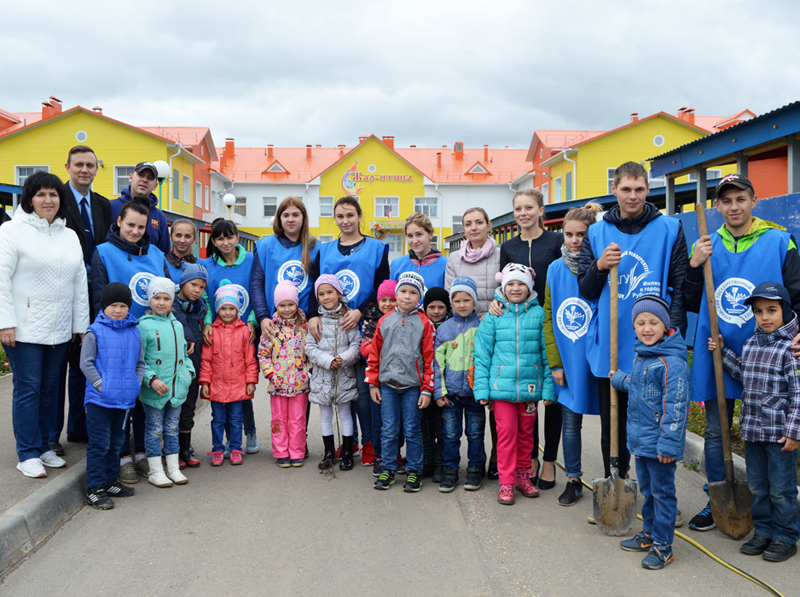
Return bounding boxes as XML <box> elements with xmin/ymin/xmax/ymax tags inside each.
<box><xmin>596</xmin><ymin>377</ymin><xmax>630</xmax><ymax>478</ymax></box>
<box><xmin>421</xmin><ymin>401</ymin><xmax>444</xmax><ymax>467</ymax></box>
<box><xmin>532</xmin><ymin>402</ymin><xmax>563</xmax><ymax>462</ymax></box>
<box><xmin>180</xmin><ymin>351</ymin><xmax>202</xmax><ymax>432</ymax></box>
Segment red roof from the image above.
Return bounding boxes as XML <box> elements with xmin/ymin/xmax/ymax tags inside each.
<box><xmin>526</xmin><ymin>129</ymin><xmax>606</xmax><ymax>161</ymax></box>
<box><xmin>141</xmin><ymin>126</ymin><xmax>218</xmax><ymax>161</ymax></box>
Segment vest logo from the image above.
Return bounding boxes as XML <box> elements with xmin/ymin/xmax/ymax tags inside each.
<box><xmin>616</xmin><ymin>250</ymin><xmax>656</xmax><ymax>301</ymax></box>
<box><xmin>277</xmin><ymin>260</ymin><xmax>308</xmax><ymax>291</ymax></box>
<box><xmin>715</xmin><ymin>277</ymin><xmax>755</xmax><ymax>328</ymax></box>
<box><xmin>228</xmin><ymin>284</ymin><xmax>250</xmax><ymax>317</ymax></box>
<box><xmin>556</xmin><ymin>298</ymin><xmax>592</xmax><ymax>342</ymax></box>
<box><xmin>129</xmin><ymin>272</ymin><xmax>157</xmax><ymax>307</ymax></box>
<box><xmin>336</xmin><ymin>270</ymin><xmax>360</xmax><ymax>302</ymax></box>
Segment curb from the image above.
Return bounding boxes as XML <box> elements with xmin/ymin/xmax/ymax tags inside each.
<box><xmin>683</xmin><ymin>431</ymin><xmax>800</xmax><ymax>515</ymax></box>
<box><xmin>0</xmin><ymin>459</ymin><xmax>86</xmax><ymax>576</ymax></box>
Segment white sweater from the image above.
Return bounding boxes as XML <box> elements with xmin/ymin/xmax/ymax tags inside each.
<box><xmin>0</xmin><ymin>209</ymin><xmax>89</xmax><ymax>345</ymax></box>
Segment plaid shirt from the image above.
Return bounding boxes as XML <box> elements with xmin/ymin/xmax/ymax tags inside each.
<box><xmin>721</xmin><ymin>316</ymin><xmax>800</xmax><ymax>443</ymax></box>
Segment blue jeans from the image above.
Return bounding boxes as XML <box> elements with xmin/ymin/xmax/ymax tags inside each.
<box><xmin>120</xmin><ymin>399</ymin><xmax>145</xmax><ymax>458</ymax></box>
<box><xmin>85</xmin><ymin>403</ymin><xmax>128</xmax><ymax>488</ymax></box>
<box><xmin>441</xmin><ymin>395</ymin><xmax>485</xmax><ymax>470</ymax></box>
<box><xmin>561</xmin><ymin>404</ymin><xmax>584</xmax><ymax>478</ymax></box>
<box><xmin>745</xmin><ymin>441</ymin><xmax>800</xmax><ymax>544</ymax></box>
<box><xmin>213</xmin><ymin>401</ymin><xmax>244</xmax><ymax>452</ymax></box>
<box><xmin>371</xmin><ymin>400</ymin><xmax>383</xmax><ymax>458</ymax></box>
<box><xmin>48</xmin><ymin>339</ymin><xmax>88</xmax><ymax>441</ymax></box>
<box><xmin>5</xmin><ymin>341</ymin><xmax>69</xmax><ymax>461</ymax></box>
<box><xmin>380</xmin><ymin>385</ymin><xmax>423</xmax><ymax>474</ymax></box>
<box><xmin>226</xmin><ymin>398</ymin><xmax>255</xmax><ymax>439</ymax></box>
<box><xmin>702</xmin><ymin>397</ymin><xmax>736</xmax><ymax>492</ymax></box>
<box><xmin>636</xmin><ymin>456</ymin><xmax>678</xmax><ymax>548</ymax></box>
<box><xmin>143</xmin><ymin>403</ymin><xmax>181</xmax><ymax>458</ymax></box>
<box><xmin>352</xmin><ymin>361</ymin><xmax>373</xmax><ymax>445</ymax></box>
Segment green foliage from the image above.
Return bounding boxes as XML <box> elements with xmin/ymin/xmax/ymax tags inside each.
<box><xmin>0</xmin><ymin>346</ymin><xmax>9</xmax><ymax>375</ymax></box>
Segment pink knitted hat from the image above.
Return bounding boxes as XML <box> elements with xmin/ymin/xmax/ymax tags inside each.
<box><xmin>314</xmin><ymin>274</ymin><xmax>343</xmax><ymax>298</ymax></box>
<box><xmin>377</xmin><ymin>279</ymin><xmax>397</xmax><ymax>302</ymax></box>
<box><xmin>274</xmin><ymin>280</ymin><xmax>299</xmax><ymax>308</ymax></box>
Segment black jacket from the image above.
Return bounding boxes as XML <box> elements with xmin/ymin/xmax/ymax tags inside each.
<box><xmin>62</xmin><ymin>182</ymin><xmax>112</xmax><ymax>265</ymax></box>
<box><xmin>577</xmin><ymin>202</ymin><xmax>689</xmax><ymax>335</ymax></box>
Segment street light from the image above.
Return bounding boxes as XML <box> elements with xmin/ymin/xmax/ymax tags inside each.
<box><xmin>223</xmin><ymin>193</ymin><xmax>236</xmax><ymax>219</ymax></box>
<box><xmin>153</xmin><ymin>160</ymin><xmax>170</xmax><ymax>211</ymax></box>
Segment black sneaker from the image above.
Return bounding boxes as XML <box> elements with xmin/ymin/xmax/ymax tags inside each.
<box><xmin>762</xmin><ymin>541</ymin><xmax>797</xmax><ymax>562</ymax></box>
<box><xmin>85</xmin><ymin>487</ymin><xmax>114</xmax><ymax>510</ymax></box>
<box><xmin>49</xmin><ymin>441</ymin><xmax>65</xmax><ymax>456</ymax></box>
<box><xmin>396</xmin><ymin>456</ymin><xmax>407</xmax><ymax>475</ymax></box>
<box><xmin>104</xmin><ymin>480</ymin><xmax>135</xmax><ymax>498</ymax></box>
<box><xmin>487</xmin><ymin>461</ymin><xmax>499</xmax><ymax>480</ymax></box>
<box><xmin>558</xmin><ymin>479</ymin><xmax>583</xmax><ymax>506</ymax></box>
<box><xmin>439</xmin><ymin>468</ymin><xmax>459</xmax><ymax>493</ymax></box>
<box><xmin>689</xmin><ymin>502</ymin><xmax>716</xmax><ymax>531</ymax></box>
<box><xmin>464</xmin><ymin>466</ymin><xmax>482</xmax><ymax>491</ymax></box>
<box><xmin>403</xmin><ymin>472</ymin><xmax>422</xmax><ymax>492</ymax></box>
<box><xmin>372</xmin><ymin>459</ymin><xmax>383</xmax><ymax>477</ymax></box>
<box><xmin>620</xmin><ymin>531</ymin><xmax>654</xmax><ymax>552</ymax></box>
<box><xmin>374</xmin><ymin>470</ymin><xmax>395</xmax><ymax>490</ymax></box>
<box><xmin>740</xmin><ymin>535</ymin><xmax>771</xmax><ymax>556</ymax></box>
<box><xmin>277</xmin><ymin>458</ymin><xmax>291</xmax><ymax>468</ymax></box>
<box><xmin>432</xmin><ymin>465</ymin><xmax>444</xmax><ymax>484</ymax></box>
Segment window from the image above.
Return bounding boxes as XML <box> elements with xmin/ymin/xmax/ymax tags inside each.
<box><xmin>566</xmin><ymin>172</ymin><xmax>573</xmax><ymax>202</ymax></box>
<box><xmin>318</xmin><ymin>234</ymin><xmax>334</xmax><ymax>243</ymax></box>
<box><xmin>414</xmin><ymin>197</ymin><xmax>438</xmax><ymax>218</ymax></box>
<box><xmin>452</xmin><ymin>215</ymin><xmax>464</xmax><ymax>235</ymax></box>
<box><xmin>173</xmin><ymin>170</ymin><xmax>179</xmax><ymax>200</ymax></box>
<box><xmin>384</xmin><ymin>233</ymin><xmax>403</xmax><ymax>254</ymax></box>
<box><xmin>542</xmin><ymin>182</ymin><xmax>549</xmax><ymax>203</ymax></box>
<box><xmin>689</xmin><ymin>169</ymin><xmax>722</xmax><ymax>182</ymax></box>
<box><xmin>183</xmin><ymin>174</ymin><xmax>191</xmax><ymax>203</ymax></box>
<box><xmin>554</xmin><ymin>176</ymin><xmax>562</xmax><ymax>202</ymax></box>
<box><xmin>233</xmin><ymin>197</ymin><xmax>247</xmax><ymax>217</ymax></box>
<box><xmin>648</xmin><ymin>169</ymin><xmax>666</xmax><ymax>189</ymax></box>
<box><xmin>607</xmin><ymin>168</ymin><xmax>616</xmax><ymax>194</ymax></box>
<box><xmin>16</xmin><ymin>165</ymin><xmax>49</xmax><ymax>186</ymax></box>
<box><xmin>375</xmin><ymin>196</ymin><xmax>399</xmax><ymax>218</ymax></box>
<box><xmin>430</xmin><ymin>235</ymin><xmax>439</xmax><ymax>251</ymax></box>
<box><xmin>204</xmin><ymin>186</ymin><xmax>209</xmax><ymax>210</ymax></box>
<box><xmin>319</xmin><ymin>196</ymin><xmax>334</xmax><ymax>218</ymax></box>
<box><xmin>195</xmin><ymin>181</ymin><xmax>202</xmax><ymax>207</ymax></box>
<box><xmin>115</xmin><ymin>165</ymin><xmax>135</xmax><ymax>195</ymax></box>
<box><xmin>263</xmin><ymin>197</ymin><xmax>277</xmax><ymax>224</ymax></box>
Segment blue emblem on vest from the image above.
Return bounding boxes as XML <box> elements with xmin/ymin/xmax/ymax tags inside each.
<box><xmin>336</xmin><ymin>269</ymin><xmax>361</xmax><ymax>303</ymax></box>
<box><xmin>278</xmin><ymin>260</ymin><xmax>308</xmax><ymax>291</ymax></box>
<box><xmin>715</xmin><ymin>278</ymin><xmax>755</xmax><ymax>328</ymax></box>
<box><xmin>130</xmin><ymin>272</ymin><xmax>157</xmax><ymax>308</ymax></box>
<box><xmin>556</xmin><ymin>298</ymin><xmax>592</xmax><ymax>343</ymax></box>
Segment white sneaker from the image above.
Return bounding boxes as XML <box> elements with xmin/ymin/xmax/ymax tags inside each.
<box><xmin>39</xmin><ymin>450</ymin><xmax>67</xmax><ymax>468</ymax></box>
<box><xmin>17</xmin><ymin>458</ymin><xmax>47</xmax><ymax>478</ymax></box>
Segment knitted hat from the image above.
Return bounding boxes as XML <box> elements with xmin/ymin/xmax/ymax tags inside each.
<box><xmin>215</xmin><ymin>280</ymin><xmax>243</xmax><ymax>313</ymax></box>
<box><xmin>449</xmin><ymin>276</ymin><xmax>478</xmax><ymax>305</ymax></box>
<box><xmin>424</xmin><ymin>286</ymin><xmax>451</xmax><ymax>312</ymax></box>
<box><xmin>100</xmin><ymin>282</ymin><xmax>132</xmax><ymax>311</ymax></box>
<box><xmin>178</xmin><ymin>263</ymin><xmax>208</xmax><ymax>288</ymax></box>
<box><xmin>495</xmin><ymin>263</ymin><xmax>535</xmax><ymax>297</ymax></box>
<box><xmin>396</xmin><ymin>272</ymin><xmax>425</xmax><ymax>300</ymax></box>
<box><xmin>147</xmin><ymin>276</ymin><xmax>176</xmax><ymax>302</ymax></box>
<box><xmin>377</xmin><ymin>279</ymin><xmax>397</xmax><ymax>302</ymax></box>
<box><xmin>631</xmin><ymin>294</ymin><xmax>670</xmax><ymax>329</ymax></box>
<box><xmin>744</xmin><ymin>281</ymin><xmax>794</xmax><ymax>324</ymax></box>
<box><xmin>314</xmin><ymin>274</ymin><xmax>343</xmax><ymax>298</ymax></box>
<box><xmin>274</xmin><ymin>280</ymin><xmax>299</xmax><ymax>307</ymax></box>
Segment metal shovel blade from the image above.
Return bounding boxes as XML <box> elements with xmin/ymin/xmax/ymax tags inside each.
<box><xmin>709</xmin><ymin>477</ymin><xmax>753</xmax><ymax>540</ymax></box>
<box><xmin>593</xmin><ymin>470</ymin><xmax>638</xmax><ymax>536</ymax></box>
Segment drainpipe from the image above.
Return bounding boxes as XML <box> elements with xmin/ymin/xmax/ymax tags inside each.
<box><xmin>562</xmin><ymin>149</ymin><xmax>576</xmax><ymax>201</ymax></box>
<box><xmin>434</xmin><ymin>182</ymin><xmax>448</xmax><ymax>253</ymax></box>
<box><xmin>167</xmin><ymin>143</ymin><xmax>182</xmax><ymax>212</ymax></box>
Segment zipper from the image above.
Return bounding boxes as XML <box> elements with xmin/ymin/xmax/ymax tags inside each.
<box><xmin>528</xmin><ymin>239</ymin><xmax>532</xmax><ymax>268</ymax></box>
<box><xmin>515</xmin><ymin>303</ymin><xmax>520</xmax><ymax>401</ymax></box>
<box><xmin>52</xmin><ymin>235</ymin><xmax>61</xmax><ymax>343</ymax></box>
<box><xmin>156</xmin><ymin>331</ymin><xmax>161</xmax><ymax>351</ymax></box>
<box><xmin>24</xmin><ymin>297</ymin><xmax>30</xmax><ymax>325</ymax></box>
<box><xmin>170</xmin><ymin>320</ymin><xmax>178</xmax><ymax>397</ymax></box>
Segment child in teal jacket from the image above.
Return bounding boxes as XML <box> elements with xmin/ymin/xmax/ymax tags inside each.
<box><xmin>137</xmin><ymin>277</ymin><xmax>195</xmax><ymax>488</ymax></box>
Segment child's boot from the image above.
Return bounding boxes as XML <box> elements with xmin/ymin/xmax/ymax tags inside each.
<box><xmin>498</xmin><ymin>484</ymin><xmax>515</xmax><ymax>505</ymax></box>
<box><xmin>147</xmin><ymin>457</ymin><xmax>173</xmax><ymax>488</ymax></box>
<box><xmin>319</xmin><ymin>435</ymin><xmax>335</xmax><ymax>470</ymax></box>
<box><xmin>179</xmin><ymin>433</ymin><xmax>200</xmax><ymax>468</ymax></box>
<box><xmin>515</xmin><ymin>468</ymin><xmax>539</xmax><ymax>498</ymax></box>
<box><xmin>339</xmin><ymin>436</ymin><xmax>354</xmax><ymax>471</ymax></box>
<box><xmin>165</xmin><ymin>454</ymin><xmax>188</xmax><ymax>485</ymax></box>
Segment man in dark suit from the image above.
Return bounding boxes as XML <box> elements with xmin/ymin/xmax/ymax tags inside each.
<box><xmin>47</xmin><ymin>145</ymin><xmax>113</xmax><ymax>454</ymax></box>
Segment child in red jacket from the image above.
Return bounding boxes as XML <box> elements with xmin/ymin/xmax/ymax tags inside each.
<box><xmin>199</xmin><ymin>283</ymin><xmax>259</xmax><ymax>466</ymax></box>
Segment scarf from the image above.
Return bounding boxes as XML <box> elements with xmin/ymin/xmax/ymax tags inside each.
<box><xmin>561</xmin><ymin>243</ymin><xmax>580</xmax><ymax>275</ymax></box>
<box><xmin>166</xmin><ymin>250</ymin><xmax>197</xmax><ymax>270</ymax></box>
<box><xmin>460</xmin><ymin>236</ymin><xmax>496</xmax><ymax>264</ymax></box>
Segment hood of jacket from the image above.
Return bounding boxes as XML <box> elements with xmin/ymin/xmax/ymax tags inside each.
<box><xmin>451</xmin><ymin>310</ymin><xmax>480</xmax><ymax>327</ymax></box>
<box><xmin>138</xmin><ymin>310</ymin><xmax>179</xmax><ymax>326</ymax></box>
<box><xmin>632</xmin><ymin>329</ymin><xmax>689</xmax><ymax>361</ymax></box>
<box><xmin>317</xmin><ymin>298</ymin><xmax>349</xmax><ymax>320</ymax></box>
<box><xmin>409</xmin><ymin>248</ymin><xmax>443</xmax><ymax>267</ymax></box>
<box><xmin>93</xmin><ymin>310</ymin><xmax>138</xmax><ymax>329</ymax></box>
<box><xmin>603</xmin><ymin>202</ymin><xmax>661</xmax><ymax>235</ymax></box>
<box><xmin>13</xmin><ymin>207</ymin><xmax>67</xmax><ymax>233</ymax></box>
<box><xmin>271</xmin><ymin>309</ymin><xmax>307</xmax><ymax>327</ymax></box>
<box><xmin>120</xmin><ymin>185</ymin><xmax>159</xmax><ymax>209</ymax></box>
<box><xmin>752</xmin><ymin>313</ymin><xmax>799</xmax><ymax>346</ymax></box>
<box><xmin>493</xmin><ymin>286</ymin><xmax>540</xmax><ymax>313</ymax></box>
<box><xmin>106</xmin><ymin>223</ymin><xmax>152</xmax><ymax>256</ymax></box>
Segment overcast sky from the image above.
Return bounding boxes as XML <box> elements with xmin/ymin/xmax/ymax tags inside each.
<box><xmin>2</xmin><ymin>0</ymin><xmax>798</xmax><ymax>150</ymax></box>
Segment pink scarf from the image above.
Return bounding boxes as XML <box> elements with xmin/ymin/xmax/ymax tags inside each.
<box><xmin>460</xmin><ymin>236</ymin><xmax>496</xmax><ymax>264</ymax></box>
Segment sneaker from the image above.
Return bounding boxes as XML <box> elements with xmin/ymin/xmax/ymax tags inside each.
<box><xmin>688</xmin><ymin>501</ymin><xmax>715</xmax><ymax>531</ymax></box>
<box><xmin>16</xmin><ymin>458</ymin><xmax>47</xmax><ymax>478</ymax></box>
<box><xmin>487</xmin><ymin>461</ymin><xmax>499</xmax><ymax>480</ymax></box>
<box><xmin>104</xmin><ymin>480</ymin><xmax>136</xmax><ymax>497</ymax></box>
<box><xmin>290</xmin><ymin>459</ymin><xmax>304</xmax><ymax>467</ymax></box>
<box><xmin>39</xmin><ymin>450</ymin><xmax>67</xmax><ymax>468</ymax></box>
<box><xmin>277</xmin><ymin>457</ymin><xmax>291</xmax><ymax>468</ymax></box>
<box><xmin>740</xmin><ymin>535</ymin><xmax>772</xmax><ymax>556</ymax></box>
<box><xmin>587</xmin><ymin>515</ymin><xmax>596</xmax><ymax>525</ymax></box>
<box><xmin>208</xmin><ymin>451</ymin><xmax>224</xmax><ymax>466</ymax></box>
<box><xmin>85</xmin><ymin>487</ymin><xmax>114</xmax><ymax>510</ymax></box>
<box><xmin>675</xmin><ymin>510</ymin><xmax>684</xmax><ymax>528</ymax></box>
<box><xmin>245</xmin><ymin>431</ymin><xmax>259</xmax><ymax>454</ymax></box>
<box><xmin>432</xmin><ymin>465</ymin><xmax>444</xmax><ymax>484</ymax></box>
<box><xmin>372</xmin><ymin>459</ymin><xmax>383</xmax><ymax>477</ymax></box>
<box><xmin>498</xmin><ymin>483</ymin><xmax>515</xmax><ymax>505</ymax></box>
<box><xmin>762</xmin><ymin>541</ymin><xmax>797</xmax><ymax>562</ymax></box>
<box><xmin>134</xmin><ymin>458</ymin><xmax>150</xmax><ymax>477</ymax></box>
<box><xmin>558</xmin><ymin>479</ymin><xmax>583</xmax><ymax>506</ymax></box>
<box><xmin>374</xmin><ymin>470</ymin><xmax>396</xmax><ymax>490</ymax></box>
<box><xmin>353</xmin><ymin>443</ymin><xmax>361</xmax><ymax>458</ymax></box>
<box><xmin>361</xmin><ymin>441</ymin><xmax>375</xmax><ymax>466</ymax></box>
<box><xmin>403</xmin><ymin>472</ymin><xmax>423</xmax><ymax>492</ymax></box>
<box><xmin>515</xmin><ymin>468</ymin><xmax>538</xmax><ymax>498</ymax></box>
<box><xmin>464</xmin><ymin>466</ymin><xmax>482</xmax><ymax>491</ymax></box>
<box><xmin>396</xmin><ymin>455</ymin><xmax>407</xmax><ymax>475</ymax></box>
<box><xmin>230</xmin><ymin>450</ymin><xmax>244</xmax><ymax>465</ymax></box>
<box><xmin>641</xmin><ymin>545</ymin><xmax>674</xmax><ymax>570</ymax></box>
<box><xmin>49</xmin><ymin>441</ymin><xmax>65</xmax><ymax>456</ymax></box>
<box><xmin>620</xmin><ymin>531</ymin><xmax>654</xmax><ymax>552</ymax></box>
<box><xmin>118</xmin><ymin>461</ymin><xmax>138</xmax><ymax>484</ymax></box>
<box><xmin>439</xmin><ymin>468</ymin><xmax>459</xmax><ymax>493</ymax></box>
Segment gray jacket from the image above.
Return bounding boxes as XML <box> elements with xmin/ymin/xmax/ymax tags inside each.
<box><xmin>444</xmin><ymin>246</ymin><xmax>501</xmax><ymax>317</ymax></box>
<box><xmin>305</xmin><ymin>300</ymin><xmax>362</xmax><ymax>406</ymax></box>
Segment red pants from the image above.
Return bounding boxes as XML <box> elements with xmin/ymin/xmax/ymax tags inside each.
<box><xmin>493</xmin><ymin>400</ymin><xmax>537</xmax><ymax>485</ymax></box>
<box><xmin>270</xmin><ymin>393</ymin><xmax>308</xmax><ymax>460</ymax></box>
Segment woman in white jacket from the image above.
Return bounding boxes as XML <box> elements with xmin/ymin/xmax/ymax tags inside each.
<box><xmin>0</xmin><ymin>172</ymin><xmax>89</xmax><ymax>478</ymax></box>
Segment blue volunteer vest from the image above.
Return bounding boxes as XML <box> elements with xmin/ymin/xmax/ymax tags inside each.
<box><xmin>691</xmin><ymin>228</ymin><xmax>790</xmax><ymax>402</ymax></box>
<box><xmin>95</xmin><ymin>243</ymin><xmax>168</xmax><ymax>320</ymax></box>
<box><xmin>547</xmin><ymin>259</ymin><xmax>600</xmax><ymax>415</ymax></box>
<box><xmin>165</xmin><ymin>259</ymin><xmax>183</xmax><ymax>284</ymax></box>
<box><xmin>585</xmin><ymin>216</ymin><xmax>680</xmax><ymax>377</ymax></box>
<box><xmin>390</xmin><ymin>253</ymin><xmax>448</xmax><ymax>292</ymax></box>
<box><xmin>256</xmin><ymin>235</ymin><xmax>320</xmax><ymax>315</ymax></box>
<box><xmin>202</xmin><ymin>250</ymin><xmax>254</xmax><ymax>323</ymax></box>
<box><xmin>319</xmin><ymin>237</ymin><xmax>387</xmax><ymax>308</ymax></box>
<box><xmin>83</xmin><ymin>312</ymin><xmax>142</xmax><ymax>410</ymax></box>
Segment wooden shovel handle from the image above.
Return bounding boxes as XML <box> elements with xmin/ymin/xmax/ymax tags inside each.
<box><xmin>696</xmin><ymin>203</ymin><xmax>734</xmax><ymax>464</ymax></box>
<box><xmin>610</xmin><ymin>265</ymin><xmax>619</xmax><ymax>461</ymax></box>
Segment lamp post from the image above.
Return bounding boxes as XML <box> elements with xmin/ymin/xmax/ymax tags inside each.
<box><xmin>153</xmin><ymin>160</ymin><xmax>170</xmax><ymax>211</ymax></box>
<box><xmin>223</xmin><ymin>193</ymin><xmax>236</xmax><ymax>220</ymax></box>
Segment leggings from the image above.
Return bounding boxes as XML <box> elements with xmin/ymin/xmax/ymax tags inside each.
<box><xmin>532</xmin><ymin>402</ymin><xmax>563</xmax><ymax>462</ymax></box>
<box><xmin>596</xmin><ymin>377</ymin><xmax>630</xmax><ymax>478</ymax></box>
<box><xmin>319</xmin><ymin>403</ymin><xmax>354</xmax><ymax>437</ymax></box>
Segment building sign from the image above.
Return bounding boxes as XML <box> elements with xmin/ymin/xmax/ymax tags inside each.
<box><xmin>341</xmin><ymin>158</ymin><xmax>414</xmax><ymax>196</ymax></box>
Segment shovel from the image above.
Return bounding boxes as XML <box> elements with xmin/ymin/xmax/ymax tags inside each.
<box><xmin>696</xmin><ymin>203</ymin><xmax>754</xmax><ymax>540</ymax></box>
<box><xmin>593</xmin><ymin>264</ymin><xmax>638</xmax><ymax>536</ymax></box>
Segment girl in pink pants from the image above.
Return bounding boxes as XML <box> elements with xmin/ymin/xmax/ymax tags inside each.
<box><xmin>258</xmin><ymin>281</ymin><xmax>311</xmax><ymax>467</ymax></box>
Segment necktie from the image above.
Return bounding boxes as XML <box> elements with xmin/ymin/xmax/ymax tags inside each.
<box><xmin>80</xmin><ymin>197</ymin><xmax>95</xmax><ymax>259</ymax></box>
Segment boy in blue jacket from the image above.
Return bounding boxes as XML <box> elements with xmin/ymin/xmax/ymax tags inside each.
<box><xmin>611</xmin><ymin>294</ymin><xmax>690</xmax><ymax>570</ymax></box>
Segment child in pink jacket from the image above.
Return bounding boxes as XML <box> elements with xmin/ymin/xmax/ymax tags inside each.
<box><xmin>258</xmin><ymin>281</ymin><xmax>311</xmax><ymax>468</ymax></box>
